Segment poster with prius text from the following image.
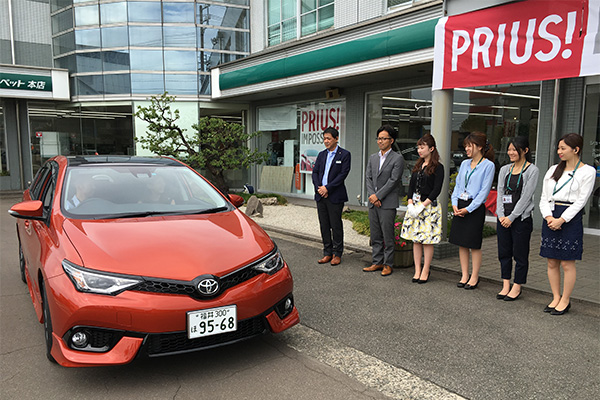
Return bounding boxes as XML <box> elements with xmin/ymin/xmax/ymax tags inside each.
<box><xmin>299</xmin><ymin>101</ymin><xmax>345</xmax><ymax>174</ymax></box>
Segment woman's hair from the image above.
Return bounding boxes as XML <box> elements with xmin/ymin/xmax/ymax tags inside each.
<box><xmin>508</xmin><ymin>136</ymin><xmax>532</xmax><ymax>163</ymax></box>
<box><xmin>463</xmin><ymin>131</ymin><xmax>495</xmax><ymax>162</ymax></box>
<box><xmin>413</xmin><ymin>134</ymin><xmax>440</xmax><ymax>175</ymax></box>
<box><xmin>551</xmin><ymin>133</ymin><xmax>583</xmax><ymax>181</ymax></box>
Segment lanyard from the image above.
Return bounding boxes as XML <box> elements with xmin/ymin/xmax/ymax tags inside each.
<box><xmin>506</xmin><ymin>162</ymin><xmax>527</xmax><ymax>192</ymax></box>
<box><xmin>553</xmin><ymin>160</ymin><xmax>581</xmax><ymax>195</ymax></box>
<box><xmin>464</xmin><ymin>157</ymin><xmax>484</xmax><ymax>188</ymax></box>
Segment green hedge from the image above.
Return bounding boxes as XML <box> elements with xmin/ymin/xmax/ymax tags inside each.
<box><xmin>232</xmin><ymin>192</ymin><xmax>288</xmax><ymax>206</ymax></box>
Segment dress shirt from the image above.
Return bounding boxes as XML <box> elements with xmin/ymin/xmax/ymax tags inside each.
<box><xmin>539</xmin><ymin>163</ymin><xmax>596</xmax><ymax>222</ymax></box>
<box><xmin>451</xmin><ymin>158</ymin><xmax>495</xmax><ymax>214</ymax></box>
<box><xmin>322</xmin><ymin>145</ymin><xmax>338</xmax><ymax>186</ymax></box>
<box><xmin>379</xmin><ymin>148</ymin><xmax>391</xmax><ymax>171</ymax></box>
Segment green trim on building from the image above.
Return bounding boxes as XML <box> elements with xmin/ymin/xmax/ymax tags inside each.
<box><xmin>220</xmin><ymin>18</ymin><xmax>438</xmax><ymax>91</ymax></box>
<box><xmin>0</xmin><ymin>73</ymin><xmax>52</xmax><ymax>92</ymax></box>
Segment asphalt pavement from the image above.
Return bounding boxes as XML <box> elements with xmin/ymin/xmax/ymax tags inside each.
<box><xmin>2</xmin><ymin>193</ymin><xmax>598</xmax><ymax>400</ymax></box>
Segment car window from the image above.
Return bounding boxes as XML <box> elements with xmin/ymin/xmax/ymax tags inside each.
<box><xmin>30</xmin><ymin>166</ymin><xmax>51</xmax><ymax>200</ymax></box>
<box><xmin>62</xmin><ymin>164</ymin><xmax>229</xmax><ymax>219</ymax></box>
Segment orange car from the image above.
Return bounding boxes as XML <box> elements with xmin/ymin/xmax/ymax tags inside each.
<box><xmin>9</xmin><ymin>156</ymin><xmax>299</xmax><ymax>367</ymax></box>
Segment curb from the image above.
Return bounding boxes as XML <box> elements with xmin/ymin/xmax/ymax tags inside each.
<box><xmin>261</xmin><ymin>223</ymin><xmax>598</xmax><ymax>307</ymax></box>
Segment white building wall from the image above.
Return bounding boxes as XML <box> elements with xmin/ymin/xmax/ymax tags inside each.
<box><xmin>250</xmin><ymin>0</ymin><xmax>266</xmax><ymax>54</ymax></box>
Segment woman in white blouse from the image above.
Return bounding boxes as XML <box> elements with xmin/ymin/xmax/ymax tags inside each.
<box><xmin>539</xmin><ymin>133</ymin><xmax>596</xmax><ymax>315</ymax></box>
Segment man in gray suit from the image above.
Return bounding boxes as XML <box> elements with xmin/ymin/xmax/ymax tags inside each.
<box><xmin>363</xmin><ymin>125</ymin><xmax>405</xmax><ymax>276</ymax></box>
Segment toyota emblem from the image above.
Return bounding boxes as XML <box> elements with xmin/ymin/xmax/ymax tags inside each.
<box><xmin>197</xmin><ymin>278</ymin><xmax>219</xmax><ymax>296</ymax></box>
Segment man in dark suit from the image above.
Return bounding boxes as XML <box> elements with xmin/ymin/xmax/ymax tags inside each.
<box><xmin>312</xmin><ymin>127</ymin><xmax>351</xmax><ymax>266</ymax></box>
<box><xmin>363</xmin><ymin>125</ymin><xmax>405</xmax><ymax>276</ymax></box>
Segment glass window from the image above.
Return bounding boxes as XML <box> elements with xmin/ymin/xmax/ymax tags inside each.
<box><xmin>199</xmin><ymin>74</ymin><xmax>211</xmax><ymax>95</ymax></box>
<box><xmin>197</xmin><ymin>4</ymin><xmax>248</xmax><ymax>29</ymax></box>
<box><xmin>103</xmin><ymin>50</ymin><xmax>130</xmax><ymax>71</ymax></box>
<box><xmin>581</xmin><ymin>83</ymin><xmax>600</xmax><ymax>229</ymax></box>
<box><xmin>53</xmin><ymin>31</ymin><xmax>75</xmax><ymax>56</ymax></box>
<box><xmin>131</xmin><ymin>73</ymin><xmax>164</xmax><ymax>94</ymax></box>
<box><xmin>164</xmin><ymin>26</ymin><xmax>197</xmax><ymax>47</ymax></box>
<box><xmin>76</xmin><ymin>52</ymin><xmax>102</xmax><ymax>73</ymax></box>
<box><xmin>51</xmin><ymin>0</ymin><xmax>73</xmax><ymax>13</ymax></box>
<box><xmin>54</xmin><ymin>54</ymin><xmax>76</xmax><ymax>71</ymax></box>
<box><xmin>301</xmin><ymin>13</ymin><xmax>316</xmax><ymax>36</ymax></box>
<box><xmin>164</xmin><ymin>2</ymin><xmax>195</xmax><ymax>23</ymax></box>
<box><xmin>130</xmin><ymin>50</ymin><xmax>164</xmax><ymax>70</ymax></box>
<box><xmin>75</xmin><ymin>28</ymin><xmax>100</xmax><ymax>50</ymax></box>
<box><xmin>198</xmin><ymin>51</ymin><xmax>242</xmax><ymax>72</ymax></box>
<box><xmin>317</xmin><ymin>3</ymin><xmax>333</xmax><ymax>30</ymax></box>
<box><xmin>101</xmin><ymin>2</ymin><xmax>128</xmax><ymax>24</ymax></box>
<box><xmin>129</xmin><ymin>26</ymin><xmax>163</xmax><ymax>47</ymax></box>
<box><xmin>102</xmin><ymin>26</ymin><xmax>129</xmax><ymax>48</ymax></box>
<box><xmin>205</xmin><ymin>0</ymin><xmax>249</xmax><ymax>5</ymax></box>
<box><xmin>388</xmin><ymin>0</ymin><xmax>413</xmax><ymax>8</ymax></box>
<box><xmin>164</xmin><ymin>51</ymin><xmax>197</xmax><ymax>71</ymax></box>
<box><xmin>198</xmin><ymin>28</ymin><xmax>248</xmax><ymax>52</ymax></box>
<box><xmin>128</xmin><ymin>2</ymin><xmax>162</xmax><ymax>23</ymax></box>
<box><xmin>165</xmin><ymin>74</ymin><xmax>198</xmax><ymax>95</ymax></box>
<box><xmin>74</xmin><ymin>5</ymin><xmax>99</xmax><ymax>27</ymax></box>
<box><xmin>52</xmin><ymin>8</ymin><xmax>73</xmax><ymax>34</ymax></box>
<box><xmin>77</xmin><ymin>75</ymin><xmax>104</xmax><ymax>96</ymax></box>
<box><xmin>103</xmin><ymin>74</ymin><xmax>131</xmax><ymax>94</ymax></box>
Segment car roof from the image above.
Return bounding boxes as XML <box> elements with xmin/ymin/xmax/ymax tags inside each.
<box><xmin>66</xmin><ymin>156</ymin><xmax>182</xmax><ymax>167</ymax></box>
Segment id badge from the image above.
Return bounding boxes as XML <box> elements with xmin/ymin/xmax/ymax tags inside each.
<box><xmin>459</xmin><ymin>192</ymin><xmax>469</xmax><ymax>201</ymax></box>
<box><xmin>549</xmin><ymin>200</ymin><xmax>555</xmax><ymax>211</ymax></box>
<box><xmin>502</xmin><ymin>195</ymin><xmax>512</xmax><ymax>204</ymax></box>
<box><xmin>412</xmin><ymin>193</ymin><xmax>421</xmax><ymax>202</ymax></box>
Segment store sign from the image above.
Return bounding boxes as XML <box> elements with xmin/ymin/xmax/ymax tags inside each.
<box><xmin>299</xmin><ymin>102</ymin><xmax>344</xmax><ymax>174</ymax></box>
<box><xmin>0</xmin><ymin>73</ymin><xmax>52</xmax><ymax>92</ymax></box>
<box><xmin>433</xmin><ymin>0</ymin><xmax>600</xmax><ymax>90</ymax></box>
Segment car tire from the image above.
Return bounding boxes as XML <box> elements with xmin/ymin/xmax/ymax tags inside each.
<box><xmin>19</xmin><ymin>245</ymin><xmax>27</xmax><ymax>284</ymax></box>
<box><xmin>41</xmin><ymin>281</ymin><xmax>57</xmax><ymax>364</ymax></box>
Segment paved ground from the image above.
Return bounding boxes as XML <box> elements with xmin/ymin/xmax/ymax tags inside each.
<box><xmin>248</xmin><ymin>197</ymin><xmax>599</xmax><ymax>305</ymax></box>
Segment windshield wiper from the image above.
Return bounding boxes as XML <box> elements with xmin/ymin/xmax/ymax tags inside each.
<box><xmin>186</xmin><ymin>206</ymin><xmax>229</xmax><ymax>215</ymax></box>
<box><xmin>94</xmin><ymin>206</ymin><xmax>230</xmax><ymax>220</ymax></box>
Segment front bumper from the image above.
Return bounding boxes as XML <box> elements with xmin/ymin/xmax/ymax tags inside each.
<box><xmin>45</xmin><ymin>266</ymin><xmax>299</xmax><ymax>367</ymax></box>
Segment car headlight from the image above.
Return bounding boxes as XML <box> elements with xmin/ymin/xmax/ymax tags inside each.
<box><xmin>62</xmin><ymin>260</ymin><xmax>142</xmax><ymax>295</ymax></box>
<box><xmin>252</xmin><ymin>248</ymin><xmax>285</xmax><ymax>275</ymax></box>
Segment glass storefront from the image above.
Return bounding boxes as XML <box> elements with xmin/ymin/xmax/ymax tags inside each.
<box><xmin>366</xmin><ymin>82</ymin><xmax>541</xmax><ymax>200</ymax></box>
<box><xmin>257</xmin><ymin>100</ymin><xmax>345</xmax><ymax>195</ymax></box>
<box><xmin>582</xmin><ymin>82</ymin><xmax>600</xmax><ymax>229</ymax></box>
<box><xmin>28</xmin><ymin>103</ymin><xmax>134</xmax><ymax>175</ymax></box>
<box><xmin>0</xmin><ymin>103</ymin><xmax>7</xmax><ymax>175</ymax></box>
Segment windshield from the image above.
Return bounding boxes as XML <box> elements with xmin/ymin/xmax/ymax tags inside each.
<box><xmin>62</xmin><ymin>164</ymin><xmax>229</xmax><ymax>219</ymax></box>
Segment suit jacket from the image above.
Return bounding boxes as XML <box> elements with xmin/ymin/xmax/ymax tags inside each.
<box><xmin>365</xmin><ymin>150</ymin><xmax>404</xmax><ymax>209</ymax></box>
<box><xmin>312</xmin><ymin>146</ymin><xmax>351</xmax><ymax>204</ymax></box>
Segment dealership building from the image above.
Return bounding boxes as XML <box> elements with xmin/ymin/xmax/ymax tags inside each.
<box><xmin>1</xmin><ymin>0</ymin><xmax>599</xmax><ymax>231</ymax></box>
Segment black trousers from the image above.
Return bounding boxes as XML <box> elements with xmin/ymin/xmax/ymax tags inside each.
<box><xmin>316</xmin><ymin>197</ymin><xmax>344</xmax><ymax>257</ymax></box>
<box><xmin>496</xmin><ymin>217</ymin><xmax>533</xmax><ymax>284</ymax></box>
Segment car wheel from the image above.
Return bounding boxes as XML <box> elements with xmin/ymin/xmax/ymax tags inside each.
<box><xmin>19</xmin><ymin>245</ymin><xmax>27</xmax><ymax>284</ymax></box>
<box><xmin>41</xmin><ymin>281</ymin><xmax>57</xmax><ymax>364</ymax></box>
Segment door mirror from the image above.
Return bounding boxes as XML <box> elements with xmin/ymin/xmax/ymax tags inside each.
<box><xmin>8</xmin><ymin>200</ymin><xmax>46</xmax><ymax>221</ymax></box>
<box><xmin>228</xmin><ymin>194</ymin><xmax>245</xmax><ymax>208</ymax></box>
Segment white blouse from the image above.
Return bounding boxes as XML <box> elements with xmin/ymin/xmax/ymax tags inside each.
<box><xmin>539</xmin><ymin>163</ymin><xmax>596</xmax><ymax>222</ymax></box>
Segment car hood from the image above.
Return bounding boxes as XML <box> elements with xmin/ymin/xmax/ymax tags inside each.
<box><xmin>62</xmin><ymin>210</ymin><xmax>274</xmax><ymax>280</ymax></box>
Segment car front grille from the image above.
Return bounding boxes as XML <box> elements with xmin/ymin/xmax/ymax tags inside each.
<box><xmin>144</xmin><ymin>316</ymin><xmax>267</xmax><ymax>356</ymax></box>
<box><xmin>132</xmin><ymin>267</ymin><xmax>262</xmax><ymax>299</ymax></box>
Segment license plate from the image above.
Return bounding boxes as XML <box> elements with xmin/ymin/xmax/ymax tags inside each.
<box><xmin>187</xmin><ymin>305</ymin><xmax>237</xmax><ymax>339</ymax></box>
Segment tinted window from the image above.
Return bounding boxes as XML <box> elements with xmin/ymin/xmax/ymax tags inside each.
<box><xmin>165</xmin><ymin>74</ymin><xmax>198</xmax><ymax>95</ymax></box>
<box><xmin>163</xmin><ymin>2</ymin><xmax>195</xmax><ymax>23</ymax></box>
<box><xmin>74</xmin><ymin>5</ymin><xmax>99</xmax><ymax>27</ymax></box>
<box><xmin>130</xmin><ymin>50</ymin><xmax>164</xmax><ymax>70</ymax></box>
<box><xmin>102</xmin><ymin>26</ymin><xmax>129</xmax><ymax>48</ymax></box>
<box><xmin>101</xmin><ymin>2</ymin><xmax>127</xmax><ymax>24</ymax></box>
<box><xmin>129</xmin><ymin>26</ymin><xmax>163</xmax><ymax>47</ymax></box>
<box><xmin>131</xmin><ymin>73</ymin><xmax>164</xmax><ymax>94</ymax></box>
<box><xmin>103</xmin><ymin>50</ymin><xmax>130</xmax><ymax>71</ymax></box>
<box><xmin>128</xmin><ymin>2</ymin><xmax>162</xmax><ymax>22</ymax></box>
<box><xmin>164</xmin><ymin>26</ymin><xmax>197</xmax><ymax>47</ymax></box>
<box><xmin>164</xmin><ymin>51</ymin><xmax>196</xmax><ymax>71</ymax></box>
<box><xmin>75</xmin><ymin>29</ymin><xmax>100</xmax><ymax>50</ymax></box>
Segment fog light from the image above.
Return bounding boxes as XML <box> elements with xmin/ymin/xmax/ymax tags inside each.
<box><xmin>71</xmin><ymin>331</ymin><xmax>89</xmax><ymax>348</ymax></box>
<box><xmin>284</xmin><ymin>298</ymin><xmax>293</xmax><ymax>311</ymax></box>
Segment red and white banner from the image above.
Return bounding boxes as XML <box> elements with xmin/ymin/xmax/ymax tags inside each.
<box><xmin>433</xmin><ymin>0</ymin><xmax>600</xmax><ymax>90</ymax></box>
<box><xmin>299</xmin><ymin>102</ymin><xmax>344</xmax><ymax>174</ymax></box>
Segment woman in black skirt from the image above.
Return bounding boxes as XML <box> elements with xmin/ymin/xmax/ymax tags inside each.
<box><xmin>449</xmin><ymin>132</ymin><xmax>495</xmax><ymax>290</ymax></box>
<box><xmin>539</xmin><ymin>133</ymin><xmax>595</xmax><ymax>315</ymax></box>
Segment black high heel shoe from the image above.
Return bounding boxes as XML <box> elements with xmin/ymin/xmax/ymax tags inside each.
<box><xmin>457</xmin><ymin>276</ymin><xmax>470</xmax><ymax>288</ymax></box>
<box><xmin>550</xmin><ymin>303</ymin><xmax>571</xmax><ymax>315</ymax></box>
<box><xmin>496</xmin><ymin>293</ymin><xmax>507</xmax><ymax>300</ymax></box>
<box><xmin>543</xmin><ymin>305</ymin><xmax>555</xmax><ymax>313</ymax></box>
<box><xmin>412</xmin><ymin>278</ymin><xmax>419</xmax><ymax>283</ymax></box>
<box><xmin>504</xmin><ymin>292</ymin><xmax>521</xmax><ymax>301</ymax></box>
<box><xmin>464</xmin><ymin>279</ymin><xmax>479</xmax><ymax>290</ymax></box>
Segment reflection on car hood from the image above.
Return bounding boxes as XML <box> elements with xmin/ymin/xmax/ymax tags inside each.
<box><xmin>62</xmin><ymin>210</ymin><xmax>274</xmax><ymax>280</ymax></box>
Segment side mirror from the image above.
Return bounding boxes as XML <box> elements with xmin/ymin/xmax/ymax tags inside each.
<box><xmin>8</xmin><ymin>200</ymin><xmax>45</xmax><ymax>221</ymax></box>
<box><xmin>228</xmin><ymin>194</ymin><xmax>245</xmax><ymax>208</ymax></box>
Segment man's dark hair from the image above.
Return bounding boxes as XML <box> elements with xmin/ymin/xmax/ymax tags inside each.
<box><xmin>323</xmin><ymin>127</ymin><xmax>339</xmax><ymax>139</ymax></box>
<box><xmin>377</xmin><ymin>124</ymin><xmax>397</xmax><ymax>140</ymax></box>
